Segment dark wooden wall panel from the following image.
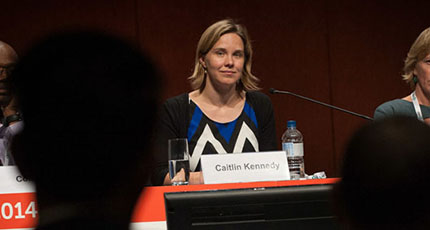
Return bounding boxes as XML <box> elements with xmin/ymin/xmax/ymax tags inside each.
<box><xmin>2</xmin><ymin>0</ymin><xmax>430</xmax><ymax>179</ymax></box>
<box><xmin>2</xmin><ymin>0</ymin><xmax>138</xmax><ymax>53</ymax></box>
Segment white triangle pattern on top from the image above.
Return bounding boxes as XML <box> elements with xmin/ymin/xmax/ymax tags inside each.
<box><xmin>189</xmin><ymin>123</ymin><xmax>259</xmax><ymax>171</ymax></box>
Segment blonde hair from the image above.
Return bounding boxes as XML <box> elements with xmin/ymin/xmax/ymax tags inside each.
<box><xmin>188</xmin><ymin>19</ymin><xmax>260</xmax><ymax>92</ymax></box>
<box><xmin>402</xmin><ymin>27</ymin><xmax>430</xmax><ymax>89</ymax></box>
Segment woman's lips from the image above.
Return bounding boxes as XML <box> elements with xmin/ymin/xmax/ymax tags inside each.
<box><xmin>220</xmin><ymin>71</ymin><xmax>235</xmax><ymax>75</ymax></box>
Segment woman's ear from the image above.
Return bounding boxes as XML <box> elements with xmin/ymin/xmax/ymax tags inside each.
<box><xmin>199</xmin><ymin>56</ymin><xmax>206</xmax><ymax>69</ymax></box>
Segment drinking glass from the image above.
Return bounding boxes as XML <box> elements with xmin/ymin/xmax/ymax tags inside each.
<box><xmin>168</xmin><ymin>138</ymin><xmax>190</xmax><ymax>185</ymax></box>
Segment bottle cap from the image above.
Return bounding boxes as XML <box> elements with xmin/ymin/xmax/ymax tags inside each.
<box><xmin>287</xmin><ymin>120</ymin><xmax>296</xmax><ymax>128</ymax></box>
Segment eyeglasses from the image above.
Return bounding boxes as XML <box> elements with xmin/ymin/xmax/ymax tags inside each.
<box><xmin>0</xmin><ymin>65</ymin><xmax>15</xmax><ymax>76</ymax></box>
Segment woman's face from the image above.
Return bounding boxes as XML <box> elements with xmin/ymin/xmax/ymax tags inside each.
<box><xmin>200</xmin><ymin>33</ymin><xmax>245</xmax><ymax>90</ymax></box>
<box><xmin>414</xmin><ymin>53</ymin><xmax>430</xmax><ymax>96</ymax></box>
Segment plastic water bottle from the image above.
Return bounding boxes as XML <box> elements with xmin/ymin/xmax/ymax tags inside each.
<box><xmin>281</xmin><ymin>120</ymin><xmax>305</xmax><ymax>180</ymax></box>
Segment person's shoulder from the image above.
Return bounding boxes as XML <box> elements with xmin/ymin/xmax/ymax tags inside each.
<box><xmin>7</xmin><ymin>120</ymin><xmax>24</xmax><ymax>135</ymax></box>
<box><xmin>376</xmin><ymin>99</ymin><xmax>411</xmax><ymax>110</ymax></box>
<box><xmin>246</xmin><ymin>90</ymin><xmax>271</xmax><ymax>103</ymax></box>
<box><xmin>374</xmin><ymin>99</ymin><xmax>413</xmax><ymax>119</ymax></box>
<box><xmin>163</xmin><ymin>93</ymin><xmax>189</xmax><ymax>107</ymax></box>
<box><xmin>246</xmin><ymin>91</ymin><xmax>274</xmax><ymax>116</ymax></box>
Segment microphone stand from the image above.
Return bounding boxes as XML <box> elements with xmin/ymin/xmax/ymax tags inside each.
<box><xmin>269</xmin><ymin>88</ymin><xmax>373</xmax><ymax>121</ymax></box>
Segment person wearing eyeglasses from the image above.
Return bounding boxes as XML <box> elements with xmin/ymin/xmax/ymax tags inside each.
<box><xmin>0</xmin><ymin>41</ymin><xmax>22</xmax><ymax>166</ymax></box>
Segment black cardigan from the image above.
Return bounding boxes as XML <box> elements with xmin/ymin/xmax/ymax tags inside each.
<box><xmin>151</xmin><ymin>91</ymin><xmax>277</xmax><ymax>185</ymax></box>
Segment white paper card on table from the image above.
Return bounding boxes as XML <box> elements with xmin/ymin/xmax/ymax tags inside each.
<box><xmin>201</xmin><ymin>151</ymin><xmax>290</xmax><ymax>184</ymax></box>
<box><xmin>0</xmin><ymin>166</ymin><xmax>35</xmax><ymax>194</ymax></box>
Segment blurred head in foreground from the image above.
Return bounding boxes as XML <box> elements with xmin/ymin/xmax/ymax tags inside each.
<box><xmin>11</xmin><ymin>31</ymin><xmax>159</xmax><ymax>229</ymax></box>
<box><xmin>336</xmin><ymin>116</ymin><xmax>430</xmax><ymax>230</ymax></box>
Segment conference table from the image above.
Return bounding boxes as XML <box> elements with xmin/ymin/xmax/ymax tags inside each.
<box><xmin>0</xmin><ymin>166</ymin><xmax>338</xmax><ymax>230</ymax></box>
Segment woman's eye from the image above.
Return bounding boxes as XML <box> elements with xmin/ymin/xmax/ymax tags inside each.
<box><xmin>216</xmin><ymin>51</ymin><xmax>224</xmax><ymax>56</ymax></box>
<box><xmin>234</xmin><ymin>52</ymin><xmax>243</xmax><ymax>57</ymax></box>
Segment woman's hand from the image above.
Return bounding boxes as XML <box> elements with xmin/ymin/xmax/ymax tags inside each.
<box><xmin>188</xmin><ymin>171</ymin><xmax>204</xmax><ymax>185</ymax></box>
<box><xmin>163</xmin><ymin>171</ymin><xmax>204</xmax><ymax>185</ymax></box>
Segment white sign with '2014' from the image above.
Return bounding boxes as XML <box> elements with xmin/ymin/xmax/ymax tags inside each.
<box><xmin>0</xmin><ymin>166</ymin><xmax>37</xmax><ymax>229</ymax></box>
<box><xmin>201</xmin><ymin>151</ymin><xmax>290</xmax><ymax>184</ymax></box>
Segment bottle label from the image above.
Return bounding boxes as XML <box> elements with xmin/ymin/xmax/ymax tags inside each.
<box><xmin>282</xmin><ymin>142</ymin><xmax>304</xmax><ymax>157</ymax></box>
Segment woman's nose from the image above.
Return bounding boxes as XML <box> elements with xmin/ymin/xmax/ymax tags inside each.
<box><xmin>224</xmin><ymin>55</ymin><xmax>234</xmax><ymax>67</ymax></box>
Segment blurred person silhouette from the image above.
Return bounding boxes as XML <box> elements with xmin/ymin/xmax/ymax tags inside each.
<box><xmin>335</xmin><ymin>116</ymin><xmax>430</xmax><ymax>230</ymax></box>
<box><xmin>0</xmin><ymin>40</ymin><xmax>22</xmax><ymax>166</ymax></box>
<box><xmin>10</xmin><ymin>31</ymin><xmax>159</xmax><ymax>230</ymax></box>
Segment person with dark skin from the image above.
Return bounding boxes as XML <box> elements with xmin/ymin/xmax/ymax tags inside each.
<box><xmin>10</xmin><ymin>31</ymin><xmax>159</xmax><ymax>230</ymax></box>
<box><xmin>0</xmin><ymin>40</ymin><xmax>22</xmax><ymax>166</ymax></box>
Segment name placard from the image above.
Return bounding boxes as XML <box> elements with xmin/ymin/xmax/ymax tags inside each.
<box><xmin>201</xmin><ymin>151</ymin><xmax>290</xmax><ymax>184</ymax></box>
<box><xmin>0</xmin><ymin>166</ymin><xmax>35</xmax><ymax>194</ymax></box>
<box><xmin>0</xmin><ymin>166</ymin><xmax>37</xmax><ymax>230</ymax></box>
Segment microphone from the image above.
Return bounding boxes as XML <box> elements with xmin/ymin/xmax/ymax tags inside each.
<box><xmin>269</xmin><ymin>88</ymin><xmax>373</xmax><ymax>121</ymax></box>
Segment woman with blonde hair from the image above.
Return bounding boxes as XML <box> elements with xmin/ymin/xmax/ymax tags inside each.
<box><xmin>152</xmin><ymin>19</ymin><xmax>277</xmax><ymax>185</ymax></box>
<box><xmin>374</xmin><ymin>27</ymin><xmax>430</xmax><ymax>124</ymax></box>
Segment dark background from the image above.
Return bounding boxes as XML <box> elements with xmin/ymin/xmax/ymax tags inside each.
<box><xmin>3</xmin><ymin>0</ymin><xmax>430</xmax><ymax>178</ymax></box>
